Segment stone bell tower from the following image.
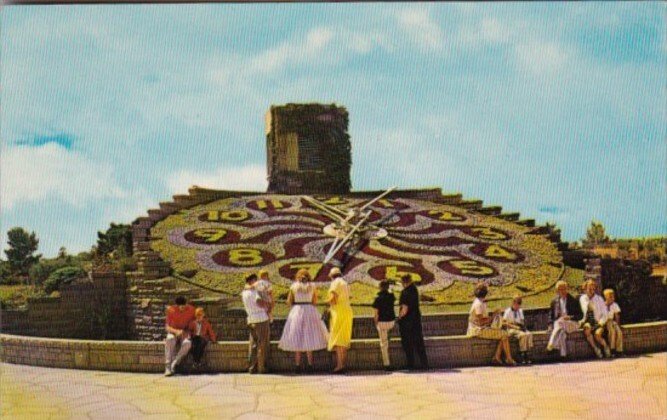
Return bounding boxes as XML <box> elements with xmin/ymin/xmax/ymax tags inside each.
<box><xmin>266</xmin><ymin>103</ymin><xmax>351</xmax><ymax>194</ymax></box>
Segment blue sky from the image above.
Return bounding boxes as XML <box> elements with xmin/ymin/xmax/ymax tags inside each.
<box><xmin>1</xmin><ymin>3</ymin><xmax>665</xmax><ymax>257</ymax></box>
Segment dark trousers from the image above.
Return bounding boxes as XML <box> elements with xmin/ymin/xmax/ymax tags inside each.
<box><xmin>191</xmin><ymin>336</ymin><xmax>208</xmax><ymax>364</ymax></box>
<box><xmin>399</xmin><ymin>319</ymin><xmax>429</xmax><ymax>369</ymax></box>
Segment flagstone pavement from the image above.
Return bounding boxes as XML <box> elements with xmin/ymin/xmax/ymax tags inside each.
<box><xmin>1</xmin><ymin>352</ymin><xmax>665</xmax><ymax>419</ymax></box>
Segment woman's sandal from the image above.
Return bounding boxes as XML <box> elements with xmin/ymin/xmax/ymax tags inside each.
<box><xmin>505</xmin><ymin>359</ymin><xmax>518</xmax><ymax>366</ymax></box>
<box><xmin>491</xmin><ymin>358</ymin><xmax>504</xmax><ymax>366</ymax></box>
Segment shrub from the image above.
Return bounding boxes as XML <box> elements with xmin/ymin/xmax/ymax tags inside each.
<box><xmin>44</xmin><ymin>266</ymin><xmax>86</xmax><ymax>294</ymax></box>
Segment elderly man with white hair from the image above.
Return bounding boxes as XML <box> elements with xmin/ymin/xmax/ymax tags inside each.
<box><xmin>546</xmin><ymin>281</ymin><xmax>584</xmax><ymax>358</ymax></box>
<box><xmin>326</xmin><ymin>267</ymin><xmax>353</xmax><ymax>374</ymax></box>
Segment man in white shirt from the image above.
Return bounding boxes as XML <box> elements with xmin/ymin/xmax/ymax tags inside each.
<box><xmin>241</xmin><ymin>274</ymin><xmax>271</xmax><ymax>374</ymax></box>
<box><xmin>580</xmin><ymin>279</ymin><xmax>611</xmax><ymax>358</ymax></box>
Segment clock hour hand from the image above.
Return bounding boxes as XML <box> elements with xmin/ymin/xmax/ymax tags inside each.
<box><xmin>302</xmin><ymin>196</ymin><xmax>348</xmax><ymax>224</ymax></box>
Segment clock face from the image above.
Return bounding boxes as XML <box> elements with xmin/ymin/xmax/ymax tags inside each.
<box><xmin>150</xmin><ymin>194</ymin><xmax>563</xmax><ymax>302</ymax></box>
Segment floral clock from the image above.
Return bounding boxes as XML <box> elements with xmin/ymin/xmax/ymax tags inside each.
<box><xmin>150</xmin><ymin>193</ymin><xmax>562</xmax><ymax>303</ymax></box>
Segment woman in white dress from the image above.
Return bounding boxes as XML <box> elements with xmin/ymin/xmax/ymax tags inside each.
<box><xmin>278</xmin><ymin>269</ymin><xmax>329</xmax><ymax>373</ymax></box>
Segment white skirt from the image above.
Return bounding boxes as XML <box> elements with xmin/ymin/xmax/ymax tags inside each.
<box><xmin>278</xmin><ymin>304</ymin><xmax>329</xmax><ymax>352</ymax></box>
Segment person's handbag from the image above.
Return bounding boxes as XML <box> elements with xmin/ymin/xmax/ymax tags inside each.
<box><xmin>321</xmin><ymin>308</ymin><xmax>331</xmax><ymax>329</ymax></box>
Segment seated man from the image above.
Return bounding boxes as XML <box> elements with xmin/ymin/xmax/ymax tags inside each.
<box><xmin>546</xmin><ymin>281</ymin><xmax>583</xmax><ymax>357</ymax></box>
<box><xmin>165</xmin><ymin>296</ymin><xmax>196</xmax><ymax>376</ymax></box>
<box><xmin>580</xmin><ymin>279</ymin><xmax>611</xmax><ymax>358</ymax></box>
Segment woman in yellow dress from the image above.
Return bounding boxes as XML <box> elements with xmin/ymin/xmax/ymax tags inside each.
<box><xmin>327</xmin><ymin>267</ymin><xmax>353</xmax><ymax>373</ymax></box>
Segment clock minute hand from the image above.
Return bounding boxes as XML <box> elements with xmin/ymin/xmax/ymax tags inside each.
<box><xmin>358</xmin><ymin>186</ymin><xmax>397</xmax><ymax>213</ymax></box>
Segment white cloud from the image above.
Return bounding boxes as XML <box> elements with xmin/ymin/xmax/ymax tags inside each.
<box><xmin>515</xmin><ymin>41</ymin><xmax>571</xmax><ymax>74</ymax></box>
<box><xmin>395</xmin><ymin>7</ymin><xmax>443</xmax><ymax>51</ymax></box>
<box><xmin>210</xmin><ymin>26</ymin><xmax>386</xmax><ymax>87</ymax></box>
<box><xmin>166</xmin><ymin>164</ymin><xmax>268</xmax><ymax>194</ymax></box>
<box><xmin>1</xmin><ymin>143</ymin><xmax>126</xmax><ymax>211</ymax></box>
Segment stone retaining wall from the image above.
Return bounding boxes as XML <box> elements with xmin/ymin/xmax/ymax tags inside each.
<box><xmin>2</xmin><ymin>321</ymin><xmax>665</xmax><ymax>373</ymax></box>
<box><xmin>216</xmin><ymin>308</ymin><xmax>552</xmax><ymax>341</ymax></box>
<box><xmin>1</xmin><ymin>272</ymin><xmax>127</xmax><ymax>340</ymax></box>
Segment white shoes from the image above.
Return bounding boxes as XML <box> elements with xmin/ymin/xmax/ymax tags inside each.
<box><xmin>164</xmin><ymin>366</ymin><xmax>174</xmax><ymax>376</ymax></box>
<box><xmin>604</xmin><ymin>347</ymin><xmax>612</xmax><ymax>358</ymax></box>
<box><xmin>594</xmin><ymin>348</ymin><xmax>603</xmax><ymax>359</ymax></box>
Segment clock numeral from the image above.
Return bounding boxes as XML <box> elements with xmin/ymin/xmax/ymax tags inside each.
<box><xmin>449</xmin><ymin>259</ymin><xmax>494</xmax><ymax>276</ymax></box>
<box><xmin>250</xmin><ymin>199</ymin><xmax>286</xmax><ymax>211</ymax></box>
<box><xmin>375</xmin><ymin>199</ymin><xmax>394</xmax><ymax>208</ymax></box>
<box><xmin>469</xmin><ymin>227</ymin><xmax>507</xmax><ymax>240</ymax></box>
<box><xmin>204</xmin><ymin>210</ymin><xmax>250</xmax><ymax>222</ymax></box>
<box><xmin>385</xmin><ymin>266</ymin><xmax>422</xmax><ymax>283</ymax></box>
<box><xmin>484</xmin><ymin>244</ymin><xmax>517</xmax><ymax>261</ymax></box>
<box><xmin>427</xmin><ymin>210</ymin><xmax>465</xmax><ymax>222</ymax></box>
<box><xmin>228</xmin><ymin>248</ymin><xmax>264</xmax><ymax>266</ymax></box>
<box><xmin>318</xmin><ymin>196</ymin><xmax>347</xmax><ymax>205</ymax></box>
<box><xmin>288</xmin><ymin>262</ymin><xmax>323</xmax><ymax>280</ymax></box>
<box><xmin>193</xmin><ymin>228</ymin><xmax>227</xmax><ymax>243</ymax></box>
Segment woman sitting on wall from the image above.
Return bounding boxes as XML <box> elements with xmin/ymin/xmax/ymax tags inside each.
<box><xmin>467</xmin><ymin>283</ymin><xmax>517</xmax><ymax>366</ymax></box>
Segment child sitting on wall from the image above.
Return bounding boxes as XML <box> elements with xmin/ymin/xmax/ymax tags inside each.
<box><xmin>603</xmin><ymin>289</ymin><xmax>624</xmax><ymax>357</ymax></box>
<box><xmin>188</xmin><ymin>307</ymin><xmax>217</xmax><ymax>368</ymax></box>
<box><xmin>502</xmin><ymin>296</ymin><xmax>534</xmax><ymax>364</ymax></box>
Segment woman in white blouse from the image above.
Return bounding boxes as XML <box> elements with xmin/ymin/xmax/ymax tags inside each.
<box><xmin>468</xmin><ymin>283</ymin><xmax>516</xmax><ymax>366</ymax></box>
<box><xmin>278</xmin><ymin>269</ymin><xmax>329</xmax><ymax>373</ymax></box>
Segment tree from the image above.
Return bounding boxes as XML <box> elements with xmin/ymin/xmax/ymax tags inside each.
<box><xmin>57</xmin><ymin>246</ymin><xmax>68</xmax><ymax>259</ymax></box>
<box><xmin>4</xmin><ymin>227</ymin><xmax>41</xmax><ymax>280</ymax></box>
<box><xmin>582</xmin><ymin>220</ymin><xmax>610</xmax><ymax>247</ymax></box>
<box><xmin>96</xmin><ymin>224</ymin><xmax>133</xmax><ymax>258</ymax></box>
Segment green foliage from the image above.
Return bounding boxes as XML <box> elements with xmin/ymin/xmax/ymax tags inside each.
<box><xmin>43</xmin><ymin>266</ymin><xmax>86</xmax><ymax>294</ymax></box>
<box><xmin>582</xmin><ymin>220</ymin><xmax>610</xmax><ymax>247</ymax></box>
<box><xmin>96</xmin><ymin>223</ymin><xmax>133</xmax><ymax>258</ymax></box>
<box><xmin>601</xmin><ymin>259</ymin><xmax>658</xmax><ymax>323</ymax></box>
<box><xmin>4</xmin><ymin>227</ymin><xmax>41</xmax><ymax>278</ymax></box>
<box><xmin>0</xmin><ymin>259</ymin><xmax>16</xmax><ymax>285</ymax></box>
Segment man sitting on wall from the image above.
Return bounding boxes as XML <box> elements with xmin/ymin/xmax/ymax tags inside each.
<box><xmin>546</xmin><ymin>281</ymin><xmax>583</xmax><ymax>358</ymax></box>
<box><xmin>165</xmin><ymin>296</ymin><xmax>196</xmax><ymax>376</ymax></box>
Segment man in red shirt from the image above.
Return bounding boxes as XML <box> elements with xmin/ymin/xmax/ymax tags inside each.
<box><xmin>165</xmin><ymin>296</ymin><xmax>196</xmax><ymax>376</ymax></box>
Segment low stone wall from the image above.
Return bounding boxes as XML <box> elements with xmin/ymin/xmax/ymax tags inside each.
<box><xmin>2</xmin><ymin>321</ymin><xmax>665</xmax><ymax>373</ymax></box>
<box><xmin>214</xmin><ymin>308</ymin><xmax>552</xmax><ymax>341</ymax></box>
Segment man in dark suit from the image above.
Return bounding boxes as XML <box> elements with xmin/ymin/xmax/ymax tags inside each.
<box><xmin>546</xmin><ymin>280</ymin><xmax>583</xmax><ymax>357</ymax></box>
<box><xmin>396</xmin><ymin>275</ymin><xmax>429</xmax><ymax>370</ymax></box>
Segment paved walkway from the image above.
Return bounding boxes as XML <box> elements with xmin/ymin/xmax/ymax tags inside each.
<box><xmin>1</xmin><ymin>353</ymin><xmax>665</xmax><ymax>419</ymax></box>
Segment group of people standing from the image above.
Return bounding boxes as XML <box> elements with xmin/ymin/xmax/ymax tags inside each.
<box><xmin>164</xmin><ymin>270</ymin><xmax>625</xmax><ymax>376</ymax></box>
<box><xmin>240</xmin><ymin>267</ymin><xmax>429</xmax><ymax>374</ymax></box>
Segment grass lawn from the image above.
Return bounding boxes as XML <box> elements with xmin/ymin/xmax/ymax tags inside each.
<box><xmin>0</xmin><ymin>285</ymin><xmax>46</xmax><ymax>309</ymax></box>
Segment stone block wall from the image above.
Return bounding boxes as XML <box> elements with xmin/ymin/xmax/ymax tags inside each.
<box><xmin>1</xmin><ymin>272</ymin><xmax>127</xmax><ymax>339</ymax></box>
<box><xmin>214</xmin><ymin>308</ymin><xmax>552</xmax><ymax>342</ymax></box>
